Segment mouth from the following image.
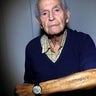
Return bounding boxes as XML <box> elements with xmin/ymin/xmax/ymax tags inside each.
<box><xmin>48</xmin><ymin>24</ymin><xmax>59</xmax><ymax>28</ymax></box>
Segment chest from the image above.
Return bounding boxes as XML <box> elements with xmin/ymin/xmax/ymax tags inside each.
<box><xmin>31</xmin><ymin>45</ymin><xmax>80</xmax><ymax>82</ymax></box>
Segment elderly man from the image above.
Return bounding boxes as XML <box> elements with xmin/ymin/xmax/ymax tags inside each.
<box><xmin>16</xmin><ymin>0</ymin><xmax>96</xmax><ymax>96</ymax></box>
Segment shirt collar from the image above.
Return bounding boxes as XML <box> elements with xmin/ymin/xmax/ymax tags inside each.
<box><xmin>41</xmin><ymin>35</ymin><xmax>50</xmax><ymax>53</ymax></box>
<box><xmin>40</xmin><ymin>30</ymin><xmax>67</xmax><ymax>53</ymax></box>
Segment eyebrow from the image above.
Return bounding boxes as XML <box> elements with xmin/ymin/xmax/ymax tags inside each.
<box><xmin>53</xmin><ymin>4</ymin><xmax>62</xmax><ymax>9</ymax></box>
<box><xmin>39</xmin><ymin>10</ymin><xmax>48</xmax><ymax>15</ymax></box>
<box><xmin>39</xmin><ymin>4</ymin><xmax>62</xmax><ymax>13</ymax></box>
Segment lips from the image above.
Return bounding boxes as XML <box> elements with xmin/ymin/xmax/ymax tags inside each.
<box><xmin>48</xmin><ymin>24</ymin><xmax>59</xmax><ymax>28</ymax></box>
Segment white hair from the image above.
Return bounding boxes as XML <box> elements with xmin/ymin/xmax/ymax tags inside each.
<box><xmin>34</xmin><ymin>0</ymin><xmax>68</xmax><ymax>18</ymax></box>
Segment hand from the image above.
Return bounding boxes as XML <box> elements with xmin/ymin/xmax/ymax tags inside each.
<box><xmin>15</xmin><ymin>83</ymin><xmax>34</xmax><ymax>96</ymax></box>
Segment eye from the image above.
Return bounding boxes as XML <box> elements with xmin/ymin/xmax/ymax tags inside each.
<box><xmin>55</xmin><ymin>8</ymin><xmax>60</xmax><ymax>12</ymax></box>
<box><xmin>53</xmin><ymin>7</ymin><xmax>61</xmax><ymax>14</ymax></box>
<box><xmin>42</xmin><ymin>12</ymin><xmax>47</xmax><ymax>16</ymax></box>
<box><xmin>40</xmin><ymin>11</ymin><xmax>48</xmax><ymax>17</ymax></box>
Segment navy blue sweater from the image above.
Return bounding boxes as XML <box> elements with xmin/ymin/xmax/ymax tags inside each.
<box><xmin>24</xmin><ymin>28</ymin><xmax>96</xmax><ymax>95</ymax></box>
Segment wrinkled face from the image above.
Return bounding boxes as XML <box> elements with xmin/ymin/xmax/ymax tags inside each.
<box><xmin>38</xmin><ymin>0</ymin><xmax>70</xmax><ymax>35</ymax></box>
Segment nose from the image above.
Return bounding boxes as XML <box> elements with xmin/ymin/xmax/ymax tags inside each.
<box><xmin>49</xmin><ymin>12</ymin><xmax>55</xmax><ymax>21</ymax></box>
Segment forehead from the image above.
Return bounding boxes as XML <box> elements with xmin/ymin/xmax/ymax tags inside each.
<box><xmin>38</xmin><ymin>0</ymin><xmax>62</xmax><ymax>10</ymax></box>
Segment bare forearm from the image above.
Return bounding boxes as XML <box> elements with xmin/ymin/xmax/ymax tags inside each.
<box><xmin>40</xmin><ymin>69</ymin><xmax>96</xmax><ymax>95</ymax></box>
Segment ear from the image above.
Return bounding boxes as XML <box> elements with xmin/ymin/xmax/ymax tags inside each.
<box><xmin>65</xmin><ymin>9</ymin><xmax>71</xmax><ymax>23</ymax></box>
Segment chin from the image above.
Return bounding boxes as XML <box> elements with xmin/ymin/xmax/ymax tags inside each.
<box><xmin>49</xmin><ymin>30</ymin><xmax>60</xmax><ymax>34</ymax></box>
<box><xmin>48</xmin><ymin>32</ymin><xmax>59</xmax><ymax>35</ymax></box>
<box><xmin>48</xmin><ymin>31</ymin><xmax>63</xmax><ymax>36</ymax></box>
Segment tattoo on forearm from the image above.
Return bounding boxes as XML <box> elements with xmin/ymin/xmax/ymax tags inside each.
<box><xmin>67</xmin><ymin>76</ymin><xmax>89</xmax><ymax>87</ymax></box>
<box><xmin>42</xmin><ymin>70</ymin><xmax>96</xmax><ymax>93</ymax></box>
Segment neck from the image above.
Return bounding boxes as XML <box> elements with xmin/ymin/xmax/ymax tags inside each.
<box><xmin>48</xmin><ymin>31</ymin><xmax>64</xmax><ymax>53</ymax></box>
<box><xmin>48</xmin><ymin>31</ymin><xmax>64</xmax><ymax>46</ymax></box>
<box><xmin>49</xmin><ymin>34</ymin><xmax>63</xmax><ymax>46</ymax></box>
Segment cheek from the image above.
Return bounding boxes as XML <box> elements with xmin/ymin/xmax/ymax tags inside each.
<box><xmin>62</xmin><ymin>19</ymin><xmax>66</xmax><ymax>27</ymax></box>
<box><xmin>57</xmin><ymin>14</ymin><xmax>66</xmax><ymax>25</ymax></box>
<box><xmin>59</xmin><ymin>17</ymin><xmax>66</xmax><ymax>29</ymax></box>
<box><xmin>41</xmin><ymin>21</ymin><xmax>49</xmax><ymax>32</ymax></box>
<box><xmin>41</xmin><ymin>19</ymin><xmax>48</xmax><ymax>28</ymax></box>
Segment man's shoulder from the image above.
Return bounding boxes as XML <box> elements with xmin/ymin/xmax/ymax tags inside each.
<box><xmin>68</xmin><ymin>28</ymin><xmax>89</xmax><ymax>36</ymax></box>
<box><xmin>26</xmin><ymin>35</ymin><xmax>42</xmax><ymax>50</ymax></box>
<box><xmin>28</xmin><ymin>35</ymin><xmax>41</xmax><ymax>44</ymax></box>
<box><xmin>67</xmin><ymin>28</ymin><xmax>92</xmax><ymax>41</ymax></box>
<box><xmin>67</xmin><ymin>28</ymin><xmax>95</xmax><ymax>47</ymax></box>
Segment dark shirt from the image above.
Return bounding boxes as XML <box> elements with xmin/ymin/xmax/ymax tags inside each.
<box><xmin>24</xmin><ymin>28</ymin><xmax>96</xmax><ymax>95</ymax></box>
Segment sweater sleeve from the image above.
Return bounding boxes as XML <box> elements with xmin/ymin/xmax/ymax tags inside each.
<box><xmin>79</xmin><ymin>34</ymin><xmax>96</xmax><ymax>70</ymax></box>
<box><xmin>24</xmin><ymin>42</ymin><xmax>36</xmax><ymax>84</ymax></box>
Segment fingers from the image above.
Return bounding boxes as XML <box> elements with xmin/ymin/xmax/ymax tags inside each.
<box><xmin>15</xmin><ymin>89</ymin><xmax>32</xmax><ymax>96</ymax></box>
<box><xmin>15</xmin><ymin>83</ymin><xmax>34</xmax><ymax>96</ymax></box>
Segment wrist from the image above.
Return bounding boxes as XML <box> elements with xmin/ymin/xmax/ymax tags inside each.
<box><xmin>32</xmin><ymin>83</ymin><xmax>42</xmax><ymax>95</ymax></box>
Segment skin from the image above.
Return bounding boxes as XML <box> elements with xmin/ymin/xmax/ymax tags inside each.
<box><xmin>38</xmin><ymin>0</ymin><xmax>70</xmax><ymax>52</ymax></box>
<box><xmin>38</xmin><ymin>0</ymin><xmax>70</xmax><ymax>35</ymax></box>
<box><xmin>15</xmin><ymin>0</ymin><xmax>96</xmax><ymax>96</ymax></box>
<box><xmin>16</xmin><ymin>69</ymin><xmax>96</xmax><ymax>96</ymax></box>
